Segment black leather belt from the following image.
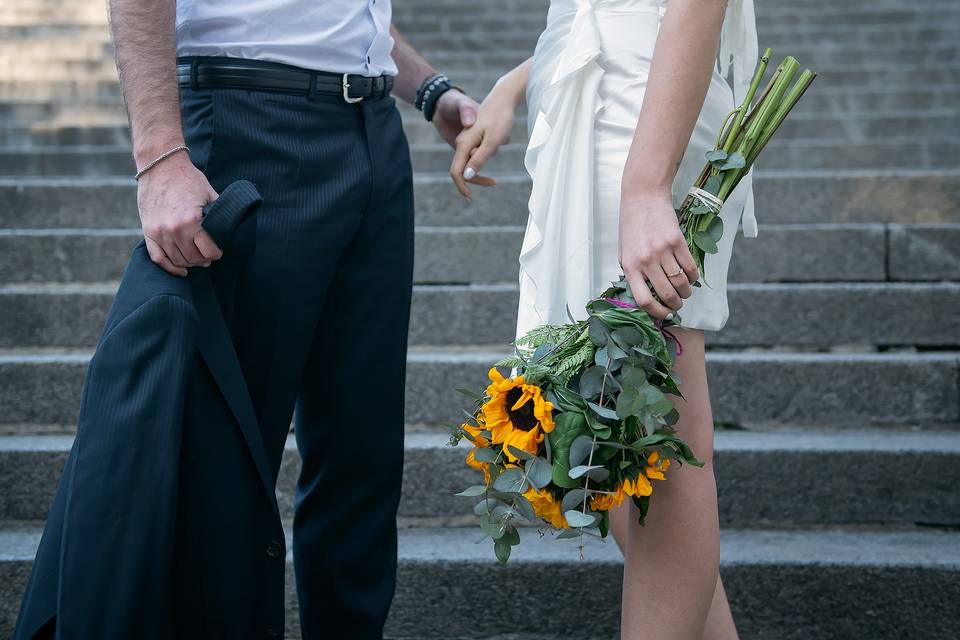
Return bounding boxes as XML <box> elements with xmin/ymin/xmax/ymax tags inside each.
<box><xmin>176</xmin><ymin>56</ymin><xmax>394</xmax><ymax>102</ymax></box>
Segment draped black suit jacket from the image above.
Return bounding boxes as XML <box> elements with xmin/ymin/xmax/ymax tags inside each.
<box><xmin>15</xmin><ymin>182</ymin><xmax>288</xmax><ymax>639</ymax></box>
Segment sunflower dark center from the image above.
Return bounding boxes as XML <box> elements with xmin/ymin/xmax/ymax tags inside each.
<box><xmin>505</xmin><ymin>387</ymin><xmax>539</xmax><ymax>431</ymax></box>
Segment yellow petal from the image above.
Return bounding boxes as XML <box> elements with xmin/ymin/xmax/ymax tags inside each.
<box><xmin>511</xmin><ymin>388</ymin><xmax>534</xmax><ymax>411</ymax></box>
<box><xmin>645</xmin><ymin>468</ymin><xmax>666</xmax><ymax>481</ymax></box>
<box><xmin>647</xmin><ymin>451</ymin><xmax>660</xmax><ymax>465</ymax></box>
<box><xmin>633</xmin><ymin>474</ymin><xmax>653</xmax><ymax>496</ymax></box>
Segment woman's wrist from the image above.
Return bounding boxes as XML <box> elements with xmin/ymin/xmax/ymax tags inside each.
<box><xmin>621</xmin><ymin>180</ymin><xmax>673</xmax><ymax>207</ymax></box>
<box><xmin>490</xmin><ymin>70</ymin><xmax>525</xmax><ymax>110</ymax></box>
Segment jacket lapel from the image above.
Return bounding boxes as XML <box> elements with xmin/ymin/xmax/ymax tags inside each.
<box><xmin>189</xmin><ymin>270</ymin><xmax>280</xmax><ymax>518</ymax></box>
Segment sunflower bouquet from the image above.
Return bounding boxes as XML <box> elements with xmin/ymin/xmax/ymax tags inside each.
<box><xmin>448</xmin><ymin>50</ymin><xmax>815</xmax><ymax>563</ymax></box>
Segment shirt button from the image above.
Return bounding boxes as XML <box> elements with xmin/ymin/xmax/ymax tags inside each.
<box><xmin>266</xmin><ymin>540</ymin><xmax>283</xmax><ymax>558</ymax></box>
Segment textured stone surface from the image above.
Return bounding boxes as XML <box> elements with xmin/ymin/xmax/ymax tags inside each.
<box><xmin>0</xmin><ymin>222</ymin><xmax>904</xmax><ymax>286</ymax></box>
<box><xmin>1</xmin><ymin>525</ymin><xmax>959</xmax><ymax>639</ymax></box>
<box><xmin>0</xmin><ymin>350</ymin><xmax>956</xmax><ymax>428</ymax></box>
<box><xmin>888</xmin><ymin>223</ymin><xmax>960</xmax><ymax>281</ymax></box>
<box><xmin>3</xmin><ymin>282</ymin><xmax>959</xmax><ymax>349</ymax></box>
<box><xmin>6</xmin><ymin>431</ymin><xmax>960</xmax><ymax>527</ymax></box>
<box><xmin>3</xmin><ymin>171</ymin><xmax>958</xmax><ymax>231</ymax></box>
<box><xmin>5</xmin><ymin>135</ymin><xmax>958</xmax><ymax>176</ymax></box>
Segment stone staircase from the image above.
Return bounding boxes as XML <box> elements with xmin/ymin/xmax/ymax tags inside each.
<box><xmin>1</xmin><ymin>0</ymin><xmax>959</xmax><ymax>638</ymax></box>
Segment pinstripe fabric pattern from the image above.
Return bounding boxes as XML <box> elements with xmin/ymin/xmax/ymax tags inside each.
<box><xmin>182</xmin><ymin>85</ymin><xmax>415</xmax><ymax>639</ymax></box>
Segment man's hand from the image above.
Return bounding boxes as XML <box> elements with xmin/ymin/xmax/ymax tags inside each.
<box><xmin>432</xmin><ymin>90</ymin><xmax>479</xmax><ymax>148</ymax></box>
<box><xmin>137</xmin><ymin>152</ymin><xmax>222</xmax><ymax>277</ymax></box>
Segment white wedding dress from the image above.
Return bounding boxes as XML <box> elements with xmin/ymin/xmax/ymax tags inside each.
<box><xmin>516</xmin><ymin>0</ymin><xmax>759</xmax><ymax>339</ymax></box>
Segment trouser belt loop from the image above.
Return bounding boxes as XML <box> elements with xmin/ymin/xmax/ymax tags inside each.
<box><xmin>190</xmin><ymin>59</ymin><xmax>200</xmax><ymax>90</ymax></box>
<box><xmin>307</xmin><ymin>71</ymin><xmax>318</xmax><ymax>100</ymax></box>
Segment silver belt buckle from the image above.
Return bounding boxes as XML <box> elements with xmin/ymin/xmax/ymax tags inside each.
<box><xmin>342</xmin><ymin>73</ymin><xmax>364</xmax><ymax>103</ymax></box>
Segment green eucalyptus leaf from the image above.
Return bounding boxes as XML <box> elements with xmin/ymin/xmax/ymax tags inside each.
<box><xmin>705</xmin><ymin>149</ymin><xmax>728</xmax><ymax>163</ymax></box>
<box><xmin>587</xmin><ymin>466</ymin><xmax>610</xmax><ymax>482</ymax></box>
<box><xmin>494</xmin><ymin>539</ymin><xmax>512</xmax><ymax>564</ymax></box>
<box><xmin>506</xmin><ymin>445</ymin><xmax>534</xmax><ymax>461</ymax></box>
<box><xmin>703</xmin><ymin>175</ymin><xmax>722</xmax><ymax>195</ymax></box>
<box><xmin>481</xmin><ymin>515</ymin><xmax>506</xmax><ymax>540</ymax></box>
<box><xmin>512</xmin><ymin>494</ymin><xmax>537</xmax><ymax>522</ymax></box>
<box><xmin>706</xmin><ymin>215</ymin><xmax>724</xmax><ymax>242</ymax></box>
<box><xmin>588</xmin><ymin>316</ymin><xmax>612</xmax><ymax>346</ymax></box>
<box><xmin>587</xmin><ymin>401</ymin><xmax>619</xmax><ymax>420</ymax></box>
<box><xmin>693</xmin><ymin>231</ymin><xmax>718</xmax><ymax>254</ymax></box>
<box><xmin>526</xmin><ymin>456</ymin><xmax>553</xmax><ymax>489</ymax></box>
<box><xmin>501</xmin><ymin>524</ymin><xmax>521</xmax><ymax>546</ymax></box>
<box><xmin>719</xmin><ymin>152</ymin><xmax>746</xmax><ymax>170</ymax></box>
<box><xmin>556</xmin><ymin>528</ymin><xmax>581</xmax><ymax>539</ymax></box>
<box><xmin>569</xmin><ymin>434</ymin><xmax>597</xmax><ymax>468</ymax></box>
<box><xmin>578</xmin><ymin>365</ymin><xmax>607</xmax><ymax>400</ymax></box>
<box><xmin>561</xmin><ymin>488</ymin><xmax>590</xmax><ymax>513</ymax></box>
<box><xmin>564</xmin><ymin>510</ymin><xmax>598</xmax><ymax>528</ymax></box>
<box><xmin>569</xmin><ymin>464</ymin><xmax>604</xmax><ymax>479</ymax></box>
<box><xmin>472</xmin><ymin>447</ymin><xmax>499</xmax><ymax>463</ymax></box>
<box><xmin>455</xmin><ymin>485</ymin><xmax>488</xmax><ymax>497</ymax></box>
<box><xmin>493</xmin><ymin>468</ymin><xmax>528</xmax><ymax>493</ymax></box>
<box><xmin>474</xmin><ymin>497</ymin><xmax>500</xmax><ymax>516</ymax></box>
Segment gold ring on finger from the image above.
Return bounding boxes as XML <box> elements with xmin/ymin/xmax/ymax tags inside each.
<box><xmin>667</xmin><ymin>268</ymin><xmax>684</xmax><ymax>278</ymax></box>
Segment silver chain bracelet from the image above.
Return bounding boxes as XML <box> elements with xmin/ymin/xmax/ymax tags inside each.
<box><xmin>134</xmin><ymin>144</ymin><xmax>190</xmax><ymax>180</ymax></box>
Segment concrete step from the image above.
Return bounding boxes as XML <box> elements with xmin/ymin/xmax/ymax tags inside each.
<box><xmin>4</xmin><ymin>223</ymin><xmax>957</xmax><ymax>285</ymax></box>
<box><xmin>3</xmin><ymin>133</ymin><xmax>959</xmax><ymax>176</ymax></box>
<box><xmin>2</xmin><ymin>430</ymin><xmax>958</xmax><ymax>527</ymax></box>
<box><xmin>0</xmin><ymin>524</ymin><xmax>958</xmax><ymax>639</ymax></box>
<box><xmin>4</xmin><ymin>85</ymin><xmax>960</xmax><ymax>147</ymax></box>
<box><xmin>406</xmin><ymin>44</ymin><xmax>960</xmax><ymax>71</ymax></box>
<box><xmin>0</xmin><ymin>349</ymin><xmax>956</xmax><ymax>430</ymax></box>
<box><xmin>2</xmin><ymin>171</ymin><xmax>957</xmax><ymax>230</ymax></box>
<box><xmin>4</xmin><ymin>63</ymin><xmax>960</xmax><ymax>104</ymax></box>
<box><xmin>1</xmin><ymin>282</ymin><xmax>957</xmax><ymax>350</ymax></box>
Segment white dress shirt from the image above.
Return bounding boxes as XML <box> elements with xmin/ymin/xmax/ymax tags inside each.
<box><xmin>175</xmin><ymin>0</ymin><xmax>397</xmax><ymax>76</ymax></box>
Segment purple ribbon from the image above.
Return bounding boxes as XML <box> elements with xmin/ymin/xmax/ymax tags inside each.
<box><xmin>603</xmin><ymin>298</ymin><xmax>684</xmax><ymax>357</ymax></box>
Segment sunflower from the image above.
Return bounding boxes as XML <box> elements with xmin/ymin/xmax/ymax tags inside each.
<box><xmin>460</xmin><ymin>421</ymin><xmax>489</xmax><ymax>447</ymax></box>
<box><xmin>465</xmin><ymin>447</ymin><xmax>491</xmax><ymax>485</ymax></box>
<box><xmin>589</xmin><ymin>455</ymin><xmax>670</xmax><ymax>511</ymax></box>
<box><xmin>589</xmin><ymin>485</ymin><xmax>626</xmax><ymax>511</ymax></box>
<box><xmin>523</xmin><ymin>486</ymin><xmax>568</xmax><ymax>529</ymax></box>
<box><xmin>644</xmin><ymin>451</ymin><xmax>671</xmax><ymax>481</ymax></box>
<box><xmin>481</xmin><ymin>368</ymin><xmax>555</xmax><ymax>463</ymax></box>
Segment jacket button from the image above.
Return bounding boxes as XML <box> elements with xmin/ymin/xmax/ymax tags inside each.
<box><xmin>266</xmin><ymin>540</ymin><xmax>283</xmax><ymax>558</ymax></box>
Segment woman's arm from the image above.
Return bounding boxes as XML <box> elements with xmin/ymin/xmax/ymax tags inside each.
<box><xmin>449</xmin><ymin>58</ymin><xmax>533</xmax><ymax>200</ymax></box>
<box><xmin>619</xmin><ymin>0</ymin><xmax>728</xmax><ymax>320</ymax></box>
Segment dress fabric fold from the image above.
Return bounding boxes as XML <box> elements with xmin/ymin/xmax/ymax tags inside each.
<box><xmin>517</xmin><ymin>0</ymin><xmax>759</xmax><ymax>339</ymax></box>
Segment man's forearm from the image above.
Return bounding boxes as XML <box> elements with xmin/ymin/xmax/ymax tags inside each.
<box><xmin>389</xmin><ymin>25</ymin><xmax>435</xmax><ymax>104</ymax></box>
<box><xmin>108</xmin><ymin>0</ymin><xmax>184</xmax><ymax>168</ymax></box>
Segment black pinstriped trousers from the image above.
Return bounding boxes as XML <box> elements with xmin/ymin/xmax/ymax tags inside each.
<box><xmin>181</xmin><ymin>82</ymin><xmax>415</xmax><ymax>639</ymax></box>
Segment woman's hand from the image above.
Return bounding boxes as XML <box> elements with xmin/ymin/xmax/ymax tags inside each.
<box><xmin>448</xmin><ymin>82</ymin><xmax>518</xmax><ymax>201</ymax></box>
<box><xmin>619</xmin><ymin>189</ymin><xmax>700</xmax><ymax>320</ymax></box>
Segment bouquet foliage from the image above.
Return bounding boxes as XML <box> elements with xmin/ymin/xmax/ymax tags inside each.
<box><xmin>448</xmin><ymin>49</ymin><xmax>816</xmax><ymax>563</ymax></box>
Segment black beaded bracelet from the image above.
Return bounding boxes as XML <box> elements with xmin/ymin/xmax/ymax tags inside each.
<box><xmin>415</xmin><ymin>72</ymin><xmax>463</xmax><ymax>122</ymax></box>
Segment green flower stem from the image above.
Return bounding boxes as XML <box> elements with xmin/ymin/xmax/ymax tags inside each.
<box><xmin>721</xmin><ymin>47</ymin><xmax>772</xmax><ymax>155</ymax></box>
<box><xmin>746</xmin><ymin>69</ymin><xmax>818</xmax><ymax>167</ymax></box>
<box><xmin>719</xmin><ymin>57</ymin><xmax>800</xmax><ymax>201</ymax></box>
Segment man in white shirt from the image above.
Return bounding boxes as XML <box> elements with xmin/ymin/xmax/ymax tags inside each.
<box><xmin>13</xmin><ymin>1</ymin><xmax>484</xmax><ymax>639</ymax></box>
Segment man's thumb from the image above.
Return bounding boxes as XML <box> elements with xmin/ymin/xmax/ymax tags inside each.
<box><xmin>460</xmin><ymin>102</ymin><xmax>477</xmax><ymax>127</ymax></box>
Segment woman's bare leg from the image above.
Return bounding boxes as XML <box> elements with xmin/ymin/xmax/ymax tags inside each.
<box><xmin>606</xmin><ymin>328</ymin><xmax>730</xmax><ymax>639</ymax></box>
<box><xmin>704</xmin><ymin>576</ymin><xmax>739</xmax><ymax>640</ymax></box>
